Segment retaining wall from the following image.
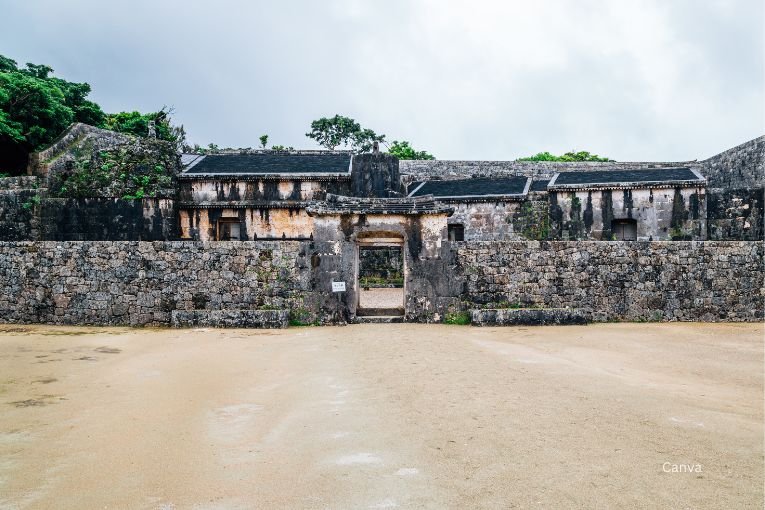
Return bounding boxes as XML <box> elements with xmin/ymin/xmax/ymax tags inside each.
<box><xmin>0</xmin><ymin>241</ymin><xmax>313</xmax><ymax>326</ymax></box>
<box><xmin>456</xmin><ymin>241</ymin><xmax>764</xmax><ymax>322</ymax></box>
<box><xmin>0</xmin><ymin>241</ymin><xmax>762</xmax><ymax>326</ymax></box>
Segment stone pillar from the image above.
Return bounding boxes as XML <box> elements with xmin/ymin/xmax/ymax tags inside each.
<box><xmin>350</xmin><ymin>152</ymin><xmax>400</xmax><ymax>198</ymax></box>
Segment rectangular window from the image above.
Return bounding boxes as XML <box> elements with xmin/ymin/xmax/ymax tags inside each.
<box><xmin>217</xmin><ymin>219</ymin><xmax>242</xmax><ymax>241</ymax></box>
<box><xmin>448</xmin><ymin>224</ymin><xmax>465</xmax><ymax>242</ymax></box>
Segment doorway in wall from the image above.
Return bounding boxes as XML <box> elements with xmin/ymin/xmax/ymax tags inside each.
<box><xmin>611</xmin><ymin>218</ymin><xmax>637</xmax><ymax>241</ymax></box>
<box><xmin>356</xmin><ymin>242</ymin><xmax>404</xmax><ymax>317</ymax></box>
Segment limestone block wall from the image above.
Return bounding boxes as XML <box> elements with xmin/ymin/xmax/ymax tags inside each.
<box><xmin>706</xmin><ymin>188</ymin><xmax>764</xmax><ymax>241</ymax></box>
<box><xmin>701</xmin><ymin>136</ymin><xmax>764</xmax><ymax>189</ymax></box>
<box><xmin>0</xmin><ymin>177</ymin><xmax>41</xmax><ymax>241</ymax></box>
<box><xmin>27</xmin><ymin>123</ymin><xmax>134</xmax><ymax>183</ymax></box>
<box><xmin>0</xmin><ymin>240</ymin><xmax>761</xmax><ymax>326</ymax></box>
<box><xmin>456</xmin><ymin>241</ymin><xmax>764</xmax><ymax>322</ymax></box>
<box><xmin>39</xmin><ymin>198</ymin><xmax>177</xmax><ymax>241</ymax></box>
<box><xmin>448</xmin><ymin>201</ymin><xmax>525</xmax><ymax>241</ymax></box>
<box><xmin>0</xmin><ymin>241</ymin><xmax>313</xmax><ymax>326</ymax></box>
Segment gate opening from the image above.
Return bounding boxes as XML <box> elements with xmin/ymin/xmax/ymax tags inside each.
<box><xmin>357</xmin><ymin>245</ymin><xmax>404</xmax><ymax>316</ymax></box>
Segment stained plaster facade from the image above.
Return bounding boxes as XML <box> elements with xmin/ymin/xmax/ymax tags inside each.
<box><xmin>548</xmin><ymin>186</ymin><xmax>708</xmax><ymax>241</ymax></box>
<box><xmin>177</xmin><ymin>174</ymin><xmax>350</xmax><ymax>240</ymax></box>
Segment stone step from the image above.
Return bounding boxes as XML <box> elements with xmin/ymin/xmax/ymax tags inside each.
<box><xmin>356</xmin><ymin>307</ymin><xmax>405</xmax><ymax>317</ymax></box>
<box><xmin>352</xmin><ymin>315</ymin><xmax>405</xmax><ymax>324</ymax></box>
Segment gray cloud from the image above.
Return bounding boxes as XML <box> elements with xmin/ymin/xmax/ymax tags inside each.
<box><xmin>1</xmin><ymin>0</ymin><xmax>762</xmax><ymax>160</ymax></box>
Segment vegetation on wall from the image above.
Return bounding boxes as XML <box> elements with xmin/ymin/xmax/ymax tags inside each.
<box><xmin>514</xmin><ymin>201</ymin><xmax>550</xmax><ymax>240</ymax></box>
<box><xmin>518</xmin><ymin>151</ymin><xmax>612</xmax><ymax>162</ymax></box>
<box><xmin>444</xmin><ymin>311</ymin><xmax>471</xmax><ymax>325</ymax></box>
<box><xmin>51</xmin><ymin>141</ymin><xmax>178</xmax><ymax>200</ymax></box>
<box><xmin>101</xmin><ymin>108</ymin><xmax>186</xmax><ymax>151</ymax></box>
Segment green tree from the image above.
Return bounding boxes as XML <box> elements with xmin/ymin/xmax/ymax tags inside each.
<box><xmin>306</xmin><ymin>115</ymin><xmax>385</xmax><ymax>152</ymax></box>
<box><xmin>101</xmin><ymin>107</ymin><xmax>185</xmax><ymax>150</ymax></box>
<box><xmin>259</xmin><ymin>134</ymin><xmax>268</xmax><ymax>149</ymax></box>
<box><xmin>0</xmin><ymin>54</ymin><xmax>107</xmax><ymax>174</ymax></box>
<box><xmin>388</xmin><ymin>140</ymin><xmax>435</xmax><ymax>160</ymax></box>
<box><xmin>518</xmin><ymin>150</ymin><xmax>612</xmax><ymax>162</ymax></box>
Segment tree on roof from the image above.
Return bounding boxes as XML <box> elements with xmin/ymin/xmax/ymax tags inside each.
<box><xmin>517</xmin><ymin>151</ymin><xmax>613</xmax><ymax>162</ymax></box>
<box><xmin>388</xmin><ymin>140</ymin><xmax>434</xmax><ymax>160</ymax></box>
<box><xmin>306</xmin><ymin>115</ymin><xmax>385</xmax><ymax>152</ymax></box>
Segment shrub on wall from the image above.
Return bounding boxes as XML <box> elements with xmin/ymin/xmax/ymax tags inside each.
<box><xmin>50</xmin><ymin>139</ymin><xmax>179</xmax><ymax>199</ymax></box>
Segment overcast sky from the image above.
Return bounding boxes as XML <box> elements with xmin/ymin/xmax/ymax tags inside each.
<box><xmin>1</xmin><ymin>0</ymin><xmax>763</xmax><ymax>161</ymax></box>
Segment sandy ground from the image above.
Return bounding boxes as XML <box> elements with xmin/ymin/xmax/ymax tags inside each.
<box><xmin>0</xmin><ymin>323</ymin><xmax>762</xmax><ymax>510</ymax></box>
<box><xmin>358</xmin><ymin>288</ymin><xmax>404</xmax><ymax>310</ymax></box>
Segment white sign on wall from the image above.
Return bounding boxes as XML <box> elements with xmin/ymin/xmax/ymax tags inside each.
<box><xmin>331</xmin><ymin>281</ymin><xmax>346</xmax><ymax>293</ymax></box>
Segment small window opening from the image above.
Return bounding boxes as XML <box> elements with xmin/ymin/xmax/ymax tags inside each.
<box><xmin>217</xmin><ymin>218</ymin><xmax>242</xmax><ymax>240</ymax></box>
<box><xmin>448</xmin><ymin>224</ymin><xmax>465</xmax><ymax>242</ymax></box>
<box><xmin>611</xmin><ymin>219</ymin><xmax>637</xmax><ymax>241</ymax></box>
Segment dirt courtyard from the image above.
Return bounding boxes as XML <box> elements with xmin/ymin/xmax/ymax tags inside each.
<box><xmin>0</xmin><ymin>323</ymin><xmax>762</xmax><ymax>509</ymax></box>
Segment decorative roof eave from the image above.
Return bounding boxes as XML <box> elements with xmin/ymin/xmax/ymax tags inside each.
<box><xmin>305</xmin><ymin>193</ymin><xmax>454</xmax><ymax>217</ymax></box>
<box><xmin>178</xmin><ymin>172</ymin><xmax>351</xmax><ymax>182</ymax></box>
<box><xmin>547</xmin><ymin>180</ymin><xmax>706</xmax><ymax>192</ymax></box>
<box><xmin>178</xmin><ymin>201</ymin><xmax>308</xmax><ymax>210</ymax></box>
<box><xmin>434</xmin><ymin>194</ymin><xmax>528</xmax><ymax>203</ymax></box>
<box><xmin>306</xmin><ymin>207</ymin><xmax>454</xmax><ymax>216</ymax></box>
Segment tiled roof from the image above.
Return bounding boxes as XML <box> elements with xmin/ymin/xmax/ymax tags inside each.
<box><xmin>550</xmin><ymin>167</ymin><xmax>704</xmax><ymax>189</ymax></box>
<box><xmin>306</xmin><ymin>194</ymin><xmax>453</xmax><ymax>216</ymax></box>
<box><xmin>529</xmin><ymin>179</ymin><xmax>550</xmax><ymax>192</ymax></box>
<box><xmin>181</xmin><ymin>152</ymin><xmax>352</xmax><ymax>177</ymax></box>
<box><xmin>407</xmin><ymin>177</ymin><xmax>530</xmax><ymax>200</ymax></box>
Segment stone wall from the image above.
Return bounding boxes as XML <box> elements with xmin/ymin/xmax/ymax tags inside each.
<box><xmin>28</xmin><ymin>123</ymin><xmax>134</xmax><ymax>183</ymax></box>
<box><xmin>0</xmin><ymin>177</ymin><xmax>41</xmax><ymax>241</ymax></box>
<box><xmin>701</xmin><ymin>136</ymin><xmax>764</xmax><ymax>189</ymax></box>
<box><xmin>39</xmin><ymin>198</ymin><xmax>177</xmax><ymax>241</ymax></box>
<box><xmin>0</xmin><ymin>241</ymin><xmax>314</xmax><ymax>326</ymax></box>
<box><xmin>706</xmin><ymin>188</ymin><xmax>764</xmax><ymax>241</ymax></box>
<box><xmin>448</xmin><ymin>201</ymin><xmax>525</xmax><ymax>241</ymax></box>
<box><xmin>457</xmin><ymin>241</ymin><xmax>764</xmax><ymax>322</ymax></box>
<box><xmin>351</xmin><ymin>153</ymin><xmax>400</xmax><ymax>198</ymax></box>
<box><xmin>0</xmin><ymin>240</ymin><xmax>761</xmax><ymax>326</ymax></box>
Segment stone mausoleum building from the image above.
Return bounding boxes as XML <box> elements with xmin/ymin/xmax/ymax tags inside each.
<box><xmin>171</xmin><ymin>143</ymin><xmax>751</xmax><ymax>244</ymax></box>
<box><xmin>0</xmin><ymin>123</ymin><xmax>762</xmax><ymax>326</ymax></box>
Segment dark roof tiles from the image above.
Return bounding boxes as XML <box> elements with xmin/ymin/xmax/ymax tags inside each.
<box><xmin>182</xmin><ymin>153</ymin><xmax>352</xmax><ymax>176</ymax></box>
<box><xmin>551</xmin><ymin>167</ymin><xmax>703</xmax><ymax>188</ymax></box>
<box><xmin>408</xmin><ymin>177</ymin><xmax>529</xmax><ymax>199</ymax></box>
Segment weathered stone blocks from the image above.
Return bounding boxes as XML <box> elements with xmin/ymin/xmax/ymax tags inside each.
<box><xmin>471</xmin><ymin>308</ymin><xmax>588</xmax><ymax>326</ymax></box>
<box><xmin>171</xmin><ymin>309</ymin><xmax>289</xmax><ymax>328</ymax></box>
